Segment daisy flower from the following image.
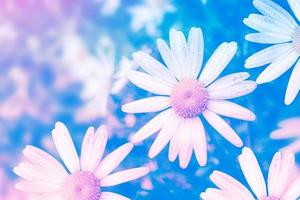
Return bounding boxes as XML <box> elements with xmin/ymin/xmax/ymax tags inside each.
<box><xmin>271</xmin><ymin>117</ymin><xmax>300</xmax><ymax>153</ymax></box>
<box><xmin>13</xmin><ymin>122</ymin><xmax>149</xmax><ymax>200</ymax></box>
<box><xmin>201</xmin><ymin>147</ymin><xmax>300</xmax><ymax>200</ymax></box>
<box><xmin>244</xmin><ymin>0</ymin><xmax>300</xmax><ymax>105</ymax></box>
<box><xmin>122</xmin><ymin>27</ymin><xmax>257</xmax><ymax>168</ymax></box>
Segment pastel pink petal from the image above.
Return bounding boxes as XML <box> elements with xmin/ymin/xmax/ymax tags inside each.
<box><xmin>100</xmin><ymin>192</ymin><xmax>129</xmax><ymax>200</ymax></box>
<box><xmin>193</xmin><ymin>117</ymin><xmax>207</xmax><ymax>167</ymax></box>
<box><xmin>94</xmin><ymin>143</ymin><xmax>133</xmax><ymax>179</ymax></box>
<box><xmin>280</xmin><ymin>140</ymin><xmax>300</xmax><ymax>153</ymax></box>
<box><xmin>210</xmin><ymin>170</ymin><xmax>255</xmax><ymax>200</ymax></box>
<box><xmin>178</xmin><ymin>118</ymin><xmax>194</xmax><ymax>169</ymax></box>
<box><xmin>207</xmin><ymin>100</ymin><xmax>256</xmax><ymax>121</ymax></box>
<box><xmin>132</xmin><ymin>51</ymin><xmax>176</xmax><ymax>86</ymax></box>
<box><xmin>238</xmin><ymin>147</ymin><xmax>267</xmax><ymax>199</ymax></box>
<box><xmin>285</xmin><ymin>59</ymin><xmax>300</xmax><ymax>105</ymax></box>
<box><xmin>15</xmin><ymin>180</ymin><xmax>61</xmax><ymax>193</ymax></box>
<box><xmin>270</xmin><ymin>128</ymin><xmax>300</xmax><ymax>139</ymax></box>
<box><xmin>81</xmin><ymin>126</ymin><xmax>108</xmax><ymax>172</ymax></box>
<box><xmin>168</xmin><ymin>118</ymin><xmax>185</xmax><ymax>162</ymax></box>
<box><xmin>127</xmin><ymin>70</ymin><xmax>171</xmax><ymax>95</ymax></box>
<box><xmin>207</xmin><ymin>72</ymin><xmax>250</xmax><ymax>91</ymax></box>
<box><xmin>51</xmin><ymin>122</ymin><xmax>80</xmax><ymax>173</ymax></box>
<box><xmin>203</xmin><ymin>110</ymin><xmax>243</xmax><ymax>147</ymax></box>
<box><xmin>199</xmin><ymin>42</ymin><xmax>237</xmax><ymax>86</ymax></box>
<box><xmin>148</xmin><ymin>112</ymin><xmax>179</xmax><ymax>158</ymax></box>
<box><xmin>22</xmin><ymin>145</ymin><xmax>67</xmax><ymax>178</ymax></box>
<box><xmin>278</xmin><ymin>118</ymin><xmax>300</xmax><ymax>128</ymax></box>
<box><xmin>122</xmin><ymin>96</ymin><xmax>170</xmax><ymax>114</ymax></box>
<box><xmin>281</xmin><ymin>178</ymin><xmax>300</xmax><ymax>199</ymax></box>
<box><xmin>131</xmin><ymin>109</ymin><xmax>171</xmax><ymax>143</ymax></box>
<box><xmin>100</xmin><ymin>167</ymin><xmax>150</xmax><ymax>187</ymax></box>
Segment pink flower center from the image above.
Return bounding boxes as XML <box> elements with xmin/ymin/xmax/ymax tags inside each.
<box><xmin>292</xmin><ymin>27</ymin><xmax>300</xmax><ymax>54</ymax></box>
<box><xmin>170</xmin><ymin>79</ymin><xmax>209</xmax><ymax>118</ymax></box>
<box><xmin>62</xmin><ymin>171</ymin><xmax>101</xmax><ymax>200</ymax></box>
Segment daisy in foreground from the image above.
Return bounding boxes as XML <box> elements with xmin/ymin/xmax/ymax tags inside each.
<box><xmin>201</xmin><ymin>147</ymin><xmax>300</xmax><ymax>200</ymax></box>
<box><xmin>122</xmin><ymin>27</ymin><xmax>257</xmax><ymax>168</ymax></box>
<box><xmin>244</xmin><ymin>0</ymin><xmax>300</xmax><ymax>105</ymax></box>
<box><xmin>14</xmin><ymin>122</ymin><xmax>149</xmax><ymax>200</ymax></box>
<box><xmin>271</xmin><ymin>117</ymin><xmax>300</xmax><ymax>154</ymax></box>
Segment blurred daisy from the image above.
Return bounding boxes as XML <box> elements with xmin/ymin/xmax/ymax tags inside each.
<box><xmin>128</xmin><ymin>0</ymin><xmax>175</xmax><ymax>36</ymax></box>
<box><xmin>14</xmin><ymin>122</ymin><xmax>149</xmax><ymax>200</ymax></box>
<box><xmin>201</xmin><ymin>147</ymin><xmax>300</xmax><ymax>200</ymax></box>
<box><xmin>122</xmin><ymin>27</ymin><xmax>256</xmax><ymax>168</ymax></box>
<box><xmin>244</xmin><ymin>0</ymin><xmax>300</xmax><ymax>105</ymax></box>
<box><xmin>271</xmin><ymin>117</ymin><xmax>300</xmax><ymax>153</ymax></box>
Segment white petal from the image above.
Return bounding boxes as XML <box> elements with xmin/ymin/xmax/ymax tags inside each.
<box><xmin>127</xmin><ymin>70</ymin><xmax>171</xmax><ymax>95</ymax></box>
<box><xmin>148</xmin><ymin>112</ymin><xmax>179</xmax><ymax>158</ymax></box>
<box><xmin>187</xmin><ymin>27</ymin><xmax>204</xmax><ymax>78</ymax></box>
<box><xmin>209</xmin><ymin>170</ymin><xmax>255</xmax><ymax>200</ymax></box>
<box><xmin>280</xmin><ymin>139</ymin><xmax>300</xmax><ymax>153</ymax></box>
<box><xmin>245</xmin><ymin>43</ymin><xmax>293</xmax><ymax>68</ymax></box>
<box><xmin>243</xmin><ymin>14</ymin><xmax>294</xmax><ymax>36</ymax></box>
<box><xmin>253</xmin><ymin>0</ymin><xmax>297</xmax><ymax>28</ymax></box>
<box><xmin>51</xmin><ymin>122</ymin><xmax>80</xmax><ymax>173</ymax></box>
<box><xmin>199</xmin><ymin>42</ymin><xmax>237</xmax><ymax>86</ymax></box>
<box><xmin>285</xmin><ymin>59</ymin><xmax>300</xmax><ymax>105</ymax></box>
<box><xmin>81</xmin><ymin>126</ymin><xmax>108</xmax><ymax>172</ymax></box>
<box><xmin>270</xmin><ymin>128</ymin><xmax>300</xmax><ymax>139</ymax></box>
<box><xmin>238</xmin><ymin>147</ymin><xmax>267</xmax><ymax>199</ymax></box>
<box><xmin>100</xmin><ymin>192</ymin><xmax>129</xmax><ymax>200</ymax></box>
<box><xmin>275</xmin><ymin>152</ymin><xmax>295</xmax><ymax>197</ymax></box>
<box><xmin>100</xmin><ymin>167</ymin><xmax>150</xmax><ymax>187</ymax></box>
<box><xmin>203</xmin><ymin>110</ymin><xmax>243</xmax><ymax>147</ymax></box>
<box><xmin>268</xmin><ymin>152</ymin><xmax>295</xmax><ymax>197</ymax></box>
<box><xmin>281</xmin><ymin>178</ymin><xmax>300</xmax><ymax>199</ymax></box>
<box><xmin>278</xmin><ymin>118</ymin><xmax>300</xmax><ymax>128</ymax></box>
<box><xmin>207</xmin><ymin>100</ymin><xmax>256</xmax><ymax>121</ymax></box>
<box><xmin>122</xmin><ymin>96</ymin><xmax>170</xmax><ymax>114</ymax></box>
<box><xmin>169</xmin><ymin>28</ymin><xmax>186</xmax><ymax>79</ymax></box>
<box><xmin>168</xmin><ymin>118</ymin><xmax>185</xmax><ymax>162</ymax></box>
<box><xmin>157</xmin><ymin>38</ymin><xmax>181</xmax><ymax>79</ymax></box>
<box><xmin>94</xmin><ymin>143</ymin><xmax>133</xmax><ymax>179</ymax></box>
<box><xmin>288</xmin><ymin>0</ymin><xmax>300</xmax><ymax>22</ymax></box>
<box><xmin>132</xmin><ymin>51</ymin><xmax>176</xmax><ymax>85</ymax></box>
<box><xmin>193</xmin><ymin>118</ymin><xmax>207</xmax><ymax>167</ymax></box>
<box><xmin>131</xmin><ymin>109</ymin><xmax>172</xmax><ymax>143</ymax></box>
<box><xmin>179</xmin><ymin>118</ymin><xmax>195</xmax><ymax>168</ymax></box>
<box><xmin>207</xmin><ymin>72</ymin><xmax>250</xmax><ymax>91</ymax></box>
<box><xmin>256</xmin><ymin>50</ymin><xmax>298</xmax><ymax>84</ymax></box>
<box><xmin>22</xmin><ymin>145</ymin><xmax>67</xmax><ymax>178</ymax></box>
<box><xmin>245</xmin><ymin>32</ymin><xmax>292</xmax><ymax>44</ymax></box>
<box><xmin>172</xmin><ymin>29</ymin><xmax>189</xmax><ymax>78</ymax></box>
<box><xmin>209</xmin><ymin>81</ymin><xmax>257</xmax><ymax>100</ymax></box>
<box><xmin>15</xmin><ymin>180</ymin><xmax>61</xmax><ymax>193</ymax></box>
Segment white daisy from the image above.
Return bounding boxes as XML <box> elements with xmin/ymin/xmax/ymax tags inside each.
<box><xmin>14</xmin><ymin>122</ymin><xmax>149</xmax><ymax>200</ymax></box>
<box><xmin>244</xmin><ymin>0</ymin><xmax>300</xmax><ymax>105</ymax></box>
<box><xmin>122</xmin><ymin>27</ymin><xmax>257</xmax><ymax>168</ymax></box>
<box><xmin>271</xmin><ymin>117</ymin><xmax>300</xmax><ymax>153</ymax></box>
<box><xmin>201</xmin><ymin>147</ymin><xmax>300</xmax><ymax>200</ymax></box>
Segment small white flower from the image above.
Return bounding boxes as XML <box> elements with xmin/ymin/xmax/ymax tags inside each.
<box><xmin>201</xmin><ymin>147</ymin><xmax>300</xmax><ymax>200</ymax></box>
<box><xmin>271</xmin><ymin>117</ymin><xmax>300</xmax><ymax>153</ymax></box>
<box><xmin>244</xmin><ymin>0</ymin><xmax>300</xmax><ymax>105</ymax></box>
<box><xmin>14</xmin><ymin>122</ymin><xmax>149</xmax><ymax>200</ymax></box>
<box><xmin>122</xmin><ymin>27</ymin><xmax>256</xmax><ymax>168</ymax></box>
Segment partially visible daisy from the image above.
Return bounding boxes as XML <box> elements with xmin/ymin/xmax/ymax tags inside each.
<box><xmin>128</xmin><ymin>0</ymin><xmax>175</xmax><ymax>36</ymax></box>
<box><xmin>14</xmin><ymin>122</ymin><xmax>149</xmax><ymax>200</ymax></box>
<box><xmin>122</xmin><ymin>27</ymin><xmax>257</xmax><ymax>168</ymax></box>
<box><xmin>201</xmin><ymin>147</ymin><xmax>300</xmax><ymax>200</ymax></box>
<box><xmin>271</xmin><ymin>117</ymin><xmax>300</xmax><ymax>153</ymax></box>
<box><xmin>244</xmin><ymin>0</ymin><xmax>300</xmax><ymax>105</ymax></box>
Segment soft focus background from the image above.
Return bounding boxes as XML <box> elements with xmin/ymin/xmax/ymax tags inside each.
<box><xmin>0</xmin><ymin>0</ymin><xmax>299</xmax><ymax>199</ymax></box>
